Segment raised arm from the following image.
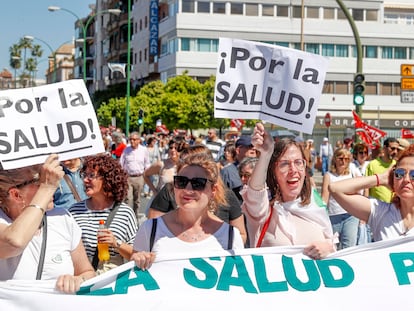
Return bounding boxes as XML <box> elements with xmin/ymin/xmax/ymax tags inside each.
<box><xmin>249</xmin><ymin>123</ymin><xmax>274</xmax><ymax>191</ymax></box>
<box><xmin>328</xmin><ymin>172</ymin><xmax>389</xmax><ymax>222</ymax></box>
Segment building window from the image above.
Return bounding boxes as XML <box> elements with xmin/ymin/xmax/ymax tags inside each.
<box><xmin>198</xmin><ymin>1</ymin><xmax>210</xmax><ymax>13</ymax></box>
<box><xmin>395</xmin><ymin>47</ymin><xmax>407</xmax><ymax>59</ymax></box>
<box><xmin>145</xmin><ymin>16</ymin><xmax>148</xmax><ymax>28</ymax></box>
<box><xmin>139</xmin><ymin>50</ymin><xmax>142</xmax><ymax>63</ymax></box>
<box><xmin>365</xmin><ymin>82</ymin><xmax>377</xmax><ymax>95</ymax></box>
<box><xmin>352</xmin><ymin>9</ymin><xmax>364</xmax><ymax>21</ymax></box>
<box><xmin>323</xmin><ymin>81</ymin><xmax>334</xmax><ymax>93</ymax></box>
<box><xmin>231</xmin><ymin>3</ymin><xmax>243</xmax><ymax>15</ymax></box>
<box><xmin>212</xmin><ymin>39</ymin><xmax>219</xmax><ymax>52</ymax></box>
<box><xmin>324</xmin><ymin>8</ymin><xmax>335</xmax><ymax>19</ymax></box>
<box><xmin>335</xmin><ymin>81</ymin><xmax>348</xmax><ymax>94</ymax></box>
<box><xmin>365</xmin><ymin>46</ymin><xmax>377</xmax><ymax>58</ymax></box>
<box><xmin>139</xmin><ymin>19</ymin><xmax>142</xmax><ymax>31</ymax></box>
<box><xmin>276</xmin><ymin>5</ymin><xmax>288</xmax><ymax>17</ymax></box>
<box><xmin>292</xmin><ymin>6</ymin><xmax>302</xmax><ymax>18</ymax></box>
<box><xmin>213</xmin><ymin>2</ymin><xmax>225</xmax><ymax>14</ymax></box>
<box><xmin>382</xmin><ymin>46</ymin><xmax>393</xmax><ymax>59</ymax></box>
<box><xmin>263</xmin><ymin>4</ymin><xmax>274</xmax><ymax>16</ymax></box>
<box><xmin>276</xmin><ymin>42</ymin><xmax>289</xmax><ymax>47</ymax></box>
<box><xmin>381</xmin><ymin>82</ymin><xmax>393</xmax><ymax>95</ymax></box>
<box><xmin>338</xmin><ymin>9</ymin><xmax>346</xmax><ymax>20</ymax></box>
<box><xmin>182</xmin><ymin>0</ymin><xmax>195</xmax><ymax>12</ymax></box>
<box><xmin>181</xmin><ymin>38</ymin><xmax>190</xmax><ymax>51</ymax></box>
<box><xmin>366</xmin><ymin>9</ymin><xmax>378</xmax><ymax>21</ymax></box>
<box><xmin>336</xmin><ymin>45</ymin><xmax>348</xmax><ymax>57</ymax></box>
<box><xmin>246</xmin><ymin>3</ymin><xmax>258</xmax><ymax>16</ymax></box>
<box><xmin>307</xmin><ymin>7</ymin><xmax>319</xmax><ymax>19</ymax></box>
<box><xmin>410</xmin><ymin>47</ymin><xmax>414</xmax><ymax>59</ymax></box>
<box><xmin>322</xmin><ymin>44</ymin><xmax>334</xmax><ymax>56</ymax></box>
<box><xmin>306</xmin><ymin>43</ymin><xmax>319</xmax><ymax>55</ymax></box>
<box><xmin>198</xmin><ymin>39</ymin><xmax>211</xmax><ymax>51</ymax></box>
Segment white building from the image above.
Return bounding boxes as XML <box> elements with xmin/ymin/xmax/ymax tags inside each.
<box><xmin>95</xmin><ymin>0</ymin><xmax>414</xmax><ymax>142</ymax></box>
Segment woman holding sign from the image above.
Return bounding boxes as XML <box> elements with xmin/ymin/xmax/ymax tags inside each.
<box><xmin>0</xmin><ymin>154</ymin><xmax>95</xmax><ymax>293</ymax></box>
<box><xmin>241</xmin><ymin>123</ymin><xmax>336</xmax><ymax>260</ymax></box>
<box><xmin>329</xmin><ymin>144</ymin><xmax>414</xmax><ymax>240</ymax></box>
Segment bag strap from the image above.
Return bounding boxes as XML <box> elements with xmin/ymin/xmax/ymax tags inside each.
<box><xmin>256</xmin><ymin>205</ymin><xmax>273</xmax><ymax>248</ymax></box>
<box><xmin>36</xmin><ymin>214</ymin><xmax>47</xmax><ymax>280</ymax></box>
<box><xmin>92</xmin><ymin>202</ymin><xmax>121</xmax><ymax>270</ymax></box>
<box><xmin>227</xmin><ymin>225</ymin><xmax>234</xmax><ymax>250</ymax></box>
<box><xmin>63</xmin><ymin>174</ymin><xmax>82</xmax><ymax>202</ymax></box>
<box><xmin>149</xmin><ymin>218</ymin><xmax>158</xmax><ymax>252</ymax></box>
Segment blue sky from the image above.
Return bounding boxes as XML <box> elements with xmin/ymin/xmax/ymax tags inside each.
<box><xmin>1</xmin><ymin>0</ymin><xmax>92</xmax><ymax>80</ymax></box>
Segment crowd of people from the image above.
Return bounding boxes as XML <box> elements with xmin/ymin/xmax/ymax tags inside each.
<box><xmin>1</xmin><ymin>123</ymin><xmax>413</xmax><ymax>293</ymax></box>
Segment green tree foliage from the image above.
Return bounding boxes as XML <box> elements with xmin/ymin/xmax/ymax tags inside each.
<box><xmin>96</xmin><ymin>72</ymin><xmax>256</xmax><ymax>134</ymax></box>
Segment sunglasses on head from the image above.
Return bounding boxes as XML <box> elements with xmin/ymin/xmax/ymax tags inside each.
<box><xmin>394</xmin><ymin>168</ymin><xmax>414</xmax><ymax>180</ymax></box>
<box><xmin>173</xmin><ymin>176</ymin><xmax>212</xmax><ymax>191</ymax></box>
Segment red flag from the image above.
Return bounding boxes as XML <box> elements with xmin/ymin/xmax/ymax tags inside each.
<box><xmin>230</xmin><ymin>119</ymin><xmax>245</xmax><ymax>132</ymax></box>
<box><xmin>401</xmin><ymin>128</ymin><xmax>414</xmax><ymax>139</ymax></box>
<box><xmin>352</xmin><ymin>111</ymin><xmax>386</xmax><ymax>149</ymax></box>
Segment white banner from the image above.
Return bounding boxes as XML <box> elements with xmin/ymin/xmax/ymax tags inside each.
<box><xmin>214</xmin><ymin>38</ymin><xmax>329</xmax><ymax>134</ymax></box>
<box><xmin>1</xmin><ymin>236</ymin><xmax>414</xmax><ymax>310</ymax></box>
<box><xmin>0</xmin><ymin>80</ymin><xmax>104</xmax><ymax>169</ymax></box>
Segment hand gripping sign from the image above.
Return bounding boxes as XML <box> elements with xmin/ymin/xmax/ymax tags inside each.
<box><xmin>214</xmin><ymin>38</ymin><xmax>329</xmax><ymax>134</ymax></box>
<box><xmin>0</xmin><ymin>79</ymin><xmax>104</xmax><ymax>169</ymax></box>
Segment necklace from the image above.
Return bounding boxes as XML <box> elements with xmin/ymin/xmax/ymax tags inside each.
<box><xmin>181</xmin><ymin>231</ymin><xmax>203</xmax><ymax>241</ymax></box>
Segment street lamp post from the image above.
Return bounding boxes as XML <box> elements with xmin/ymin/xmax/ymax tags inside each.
<box><xmin>126</xmin><ymin>0</ymin><xmax>131</xmax><ymax>136</ymax></box>
<box><xmin>24</xmin><ymin>35</ymin><xmax>57</xmax><ymax>83</ymax></box>
<box><xmin>48</xmin><ymin>6</ymin><xmax>121</xmax><ymax>84</ymax></box>
<box><xmin>335</xmin><ymin>0</ymin><xmax>363</xmax><ymax>118</ymax></box>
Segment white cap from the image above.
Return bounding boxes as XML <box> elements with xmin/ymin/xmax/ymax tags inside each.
<box><xmin>323</xmin><ymin>137</ymin><xmax>329</xmax><ymax>142</ymax></box>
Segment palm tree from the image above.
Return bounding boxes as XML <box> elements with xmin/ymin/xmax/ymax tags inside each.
<box><xmin>9</xmin><ymin>44</ymin><xmax>21</xmax><ymax>88</ymax></box>
<box><xmin>9</xmin><ymin>37</ymin><xmax>43</xmax><ymax>88</ymax></box>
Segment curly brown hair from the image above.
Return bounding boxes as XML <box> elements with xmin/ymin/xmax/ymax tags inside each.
<box><xmin>81</xmin><ymin>154</ymin><xmax>128</xmax><ymax>202</ymax></box>
<box><xmin>267</xmin><ymin>138</ymin><xmax>311</xmax><ymax>205</ymax></box>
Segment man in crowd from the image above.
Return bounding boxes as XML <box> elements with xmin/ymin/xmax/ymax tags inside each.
<box><xmin>366</xmin><ymin>137</ymin><xmax>399</xmax><ymax>203</ymax></box>
<box><xmin>203</xmin><ymin>128</ymin><xmax>225</xmax><ymax>161</ymax></box>
<box><xmin>54</xmin><ymin>157</ymin><xmax>88</xmax><ymax>209</ymax></box>
<box><xmin>319</xmin><ymin>137</ymin><xmax>333</xmax><ymax>176</ymax></box>
<box><xmin>120</xmin><ymin>132</ymin><xmax>150</xmax><ymax>223</ymax></box>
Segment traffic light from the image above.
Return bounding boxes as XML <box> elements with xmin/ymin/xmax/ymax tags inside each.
<box><xmin>353</xmin><ymin>73</ymin><xmax>365</xmax><ymax>105</ymax></box>
<box><xmin>138</xmin><ymin>109</ymin><xmax>144</xmax><ymax>125</ymax></box>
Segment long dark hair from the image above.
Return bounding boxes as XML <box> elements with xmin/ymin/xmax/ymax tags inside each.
<box><xmin>266</xmin><ymin>138</ymin><xmax>311</xmax><ymax>205</ymax></box>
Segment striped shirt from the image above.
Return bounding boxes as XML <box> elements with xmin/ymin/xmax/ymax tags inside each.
<box><xmin>69</xmin><ymin>200</ymin><xmax>138</xmax><ymax>258</ymax></box>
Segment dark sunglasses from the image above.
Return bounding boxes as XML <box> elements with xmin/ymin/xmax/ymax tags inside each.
<box><xmin>173</xmin><ymin>176</ymin><xmax>212</xmax><ymax>191</ymax></box>
<box><xmin>14</xmin><ymin>177</ymin><xmax>40</xmax><ymax>189</ymax></box>
<box><xmin>358</xmin><ymin>151</ymin><xmax>368</xmax><ymax>155</ymax></box>
<box><xmin>394</xmin><ymin>168</ymin><xmax>414</xmax><ymax>180</ymax></box>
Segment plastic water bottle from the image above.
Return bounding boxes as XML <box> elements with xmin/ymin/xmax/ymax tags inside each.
<box><xmin>97</xmin><ymin>219</ymin><xmax>110</xmax><ymax>262</ymax></box>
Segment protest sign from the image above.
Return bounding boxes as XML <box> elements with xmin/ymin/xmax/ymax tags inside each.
<box><xmin>1</xmin><ymin>236</ymin><xmax>414</xmax><ymax>310</ymax></box>
<box><xmin>0</xmin><ymin>80</ymin><xmax>104</xmax><ymax>169</ymax></box>
<box><xmin>214</xmin><ymin>38</ymin><xmax>329</xmax><ymax>134</ymax></box>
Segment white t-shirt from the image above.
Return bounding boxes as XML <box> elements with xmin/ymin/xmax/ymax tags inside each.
<box><xmin>133</xmin><ymin>217</ymin><xmax>244</xmax><ymax>254</ymax></box>
<box><xmin>0</xmin><ymin>208</ymin><xmax>81</xmax><ymax>280</ymax></box>
<box><xmin>327</xmin><ymin>172</ymin><xmax>353</xmax><ymax>216</ymax></box>
<box><xmin>368</xmin><ymin>198</ymin><xmax>413</xmax><ymax>241</ymax></box>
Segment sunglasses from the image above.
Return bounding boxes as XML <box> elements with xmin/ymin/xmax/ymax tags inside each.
<box><xmin>394</xmin><ymin>168</ymin><xmax>414</xmax><ymax>180</ymax></box>
<box><xmin>358</xmin><ymin>151</ymin><xmax>368</xmax><ymax>155</ymax></box>
<box><xmin>173</xmin><ymin>176</ymin><xmax>212</xmax><ymax>191</ymax></box>
<box><xmin>14</xmin><ymin>177</ymin><xmax>40</xmax><ymax>189</ymax></box>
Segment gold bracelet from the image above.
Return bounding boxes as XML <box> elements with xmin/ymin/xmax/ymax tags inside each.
<box><xmin>27</xmin><ymin>204</ymin><xmax>45</xmax><ymax>214</ymax></box>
